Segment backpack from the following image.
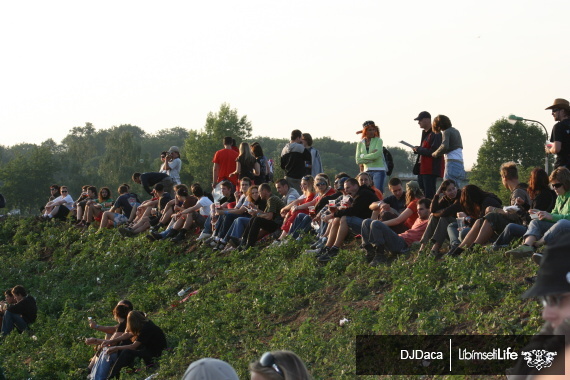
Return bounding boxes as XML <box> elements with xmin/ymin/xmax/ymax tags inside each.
<box><xmin>383</xmin><ymin>147</ymin><xmax>394</xmax><ymax>176</ymax></box>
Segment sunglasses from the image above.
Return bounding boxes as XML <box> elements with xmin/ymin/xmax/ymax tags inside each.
<box><xmin>540</xmin><ymin>294</ymin><xmax>570</xmax><ymax>307</ymax></box>
<box><xmin>259</xmin><ymin>352</ymin><xmax>283</xmax><ymax>377</ymax></box>
<box><xmin>551</xmin><ymin>183</ymin><xmax>564</xmax><ymax>189</ymax></box>
<box><xmin>61</xmin><ymin>190</ymin><xmax>68</xmax><ymax>193</ymax></box>
<box><xmin>316</xmin><ymin>182</ymin><xmax>327</xmax><ymax>186</ymax></box>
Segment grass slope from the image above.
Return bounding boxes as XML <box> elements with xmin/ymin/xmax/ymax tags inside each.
<box><xmin>0</xmin><ymin>217</ymin><xmax>542</xmax><ymax>379</ymax></box>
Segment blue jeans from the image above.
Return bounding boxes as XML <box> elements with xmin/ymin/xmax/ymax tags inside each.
<box><xmin>494</xmin><ymin>223</ymin><xmax>527</xmax><ymax>247</ymax></box>
<box><xmin>1</xmin><ymin>310</ymin><xmax>28</xmax><ymax>335</ymax></box>
<box><xmin>90</xmin><ymin>350</ymin><xmax>117</xmax><ymax>380</ymax></box>
<box><xmin>444</xmin><ymin>160</ymin><xmax>465</xmax><ymax>189</ymax></box>
<box><xmin>345</xmin><ymin>216</ymin><xmax>364</xmax><ymax>235</ymax></box>
<box><xmin>366</xmin><ymin>170</ymin><xmax>386</xmax><ymax>192</ymax></box>
<box><xmin>447</xmin><ymin>222</ymin><xmax>470</xmax><ymax>247</ymax></box>
<box><xmin>203</xmin><ymin>215</ymin><xmax>213</xmax><ymax>234</ymax></box>
<box><xmin>225</xmin><ymin>217</ymin><xmax>251</xmax><ymax>242</ymax></box>
<box><xmin>289</xmin><ymin>213</ymin><xmax>312</xmax><ymax>239</ymax></box>
<box><xmin>527</xmin><ymin>219</ymin><xmax>570</xmax><ymax>245</ymax></box>
<box><xmin>418</xmin><ymin>174</ymin><xmax>438</xmax><ymax>200</ymax></box>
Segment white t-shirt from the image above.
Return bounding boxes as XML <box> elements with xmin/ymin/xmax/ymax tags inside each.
<box><xmin>167</xmin><ymin>158</ymin><xmax>181</xmax><ymax>184</ymax></box>
<box><xmin>197</xmin><ymin>196</ymin><xmax>213</xmax><ymax>216</ymax></box>
<box><xmin>57</xmin><ymin>194</ymin><xmax>75</xmax><ymax>210</ymax></box>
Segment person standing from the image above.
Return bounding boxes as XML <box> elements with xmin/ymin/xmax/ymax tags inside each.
<box><xmin>212</xmin><ymin>137</ymin><xmax>239</xmax><ymax>188</ymax></box>
<box><xmin>355</xmin><ymin>121</ymin><xmax>386</xmax><ymax>192</ymax></box>
<box><xmin>545</xmin><ymin>98</ymin><xmax>570</xmax><ymax>169</ymax></box>
<box><xmin>163</xmin><ymin>146</ymin><xmax>182</xmax><ymax>185</ymax></box>
<box><xmin>280</xmin><ymin>130</ymin><xmax>312</xmax><ymax>193</ymax></box>
<box><xmin>432</xmin><ymin>115</ymin><xmax>465</xmax><ymax>188</ymax></box>
<box><xmin>412</xmin><ymin>111</ymin><xmax>443</xmax><ymax>199</ymax></box>
<box><xmin>301</xmin><ymin>133</ymin><xmax>323</xmax><ymax>177</ymax></box>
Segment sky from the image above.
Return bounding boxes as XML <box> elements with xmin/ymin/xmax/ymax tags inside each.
<box><xmin>1</xmin><ymin>0</ymin><xmax>569</xmax><ymax>170</ymax></box>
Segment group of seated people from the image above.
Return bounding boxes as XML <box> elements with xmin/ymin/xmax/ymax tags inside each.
<box><xmin>0</xmin><ymin>285</ymin><xmax>37</xmax><ymax>337</ymax></box>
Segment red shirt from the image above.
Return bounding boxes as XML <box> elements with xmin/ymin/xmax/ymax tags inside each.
<box><xmin>404</xmin><ymin>199</ymin><xmax>419</xmax><ymax>229</ymax></box>
<box><xmin>213</xmin><ymin>148</ymin><xmax>239</xmax><ymax>185</ymax></box>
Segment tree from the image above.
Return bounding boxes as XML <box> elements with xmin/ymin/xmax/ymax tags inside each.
<box><xmin>184</xmin><ymin>103</ymin><xmax>252</xmax><ymax>185</ymax></box>
<box><xmin>470</xmin><ymin>118</ymin><xmax>545</xmax><ymax>199</ymax></box>
<box><xmin>98</xmin><ymin>126</ymin><xmax>143</xmax><ymax>189</ymax></box>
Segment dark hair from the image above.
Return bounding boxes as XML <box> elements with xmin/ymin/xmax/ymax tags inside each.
<box><xmin>113</xmin><ymin>304</ymin><xmax>130</xmax><ymax>320</ymax></box>
<box><xmin>302</xmin><ymin>133</ymin><xmax>313</xmax><ymax>146</ymax></box>
<box><xmin>527</xmin><ymin>168</ymin><xmax>551</xmax><ymax>199</ymax></box>
<box><xmin>177</xmin><ymin>188</ymin><xmax>189</xmax><ymax>197</ymax></box>
<box><xmin>153</xmin><ymin>183</ymin><xmax>164</xmax><ymax>192</ymax></box>
<box><xmin>191</xmin><ymin>183</ymin><xmax>204</xmax><ymax>198</ymax></box>
<box><xmin>126</xmin><ymin>311</ymin><xmax>148</xmax><ymax>337</ymax></box>
<box><xmin>11</xmin><ymin>285</ymin><xmax>27</xmax><ymax>297</ymax></box>
<box><xmin>388</xmin><ymin>177</ymin><xmax>402</xmax><ymax>187</ymax></box>
<box><xmin>345</xmin><ymin>178</ymin><xmax>359</xmax><ymax>187</ymax></box>
<box><xmin>160</xmin><ymin>151</ymin><xmax>168</xmax><ymax>158</ymax></box>
<box><xmin>4</xmin><ymin>289</ymin><xmax>13</xmax><ymax>297</ymax></box>
<box><xmin>461</xmin><ymin>184</ymin><xmax>492</xmax><ymax>217</ymax></box>
<box><xmin>251</xmin><ymin>142</ymin><xmax>264</xmax><ymax>157</ymax></box>
<box><xmin>500</xmin><ymin>161</ymin><xmax>518</xmax><ymax>181</ymax></box>
<box><xmin>259</xmin><ymin>183</ymin><xmax>272</xmax><ymax>193</ymax></box>
<box><xmin>118</xmin><ymin>185</ymin><xmax>129</xmax><ymax>194</ymax></box>
<box><xmin>240</xmin><ymin>177</ymin><xmax>252</xmax><ymax>186</ymax></box>
<box><xmin>132</xmin><ymin>173</ymin><xmax>141</xmax><ymax>181</ymax></box>
<box><xmin>82</xmin><ymin>185</ymin><xmax>90</xmax><ymax>191</ymax></box>
<box><xmin>118</xmin><ymin>300</ymin><xmax>134</xmax><ymax>310</ymax></box>
<box><xmin>276</xmin><ymin>179</ymin><xmax>290</xmax><ymax>188</ymax></box>
<box><xmin>220</xmin><ymin>180</ymin><xmax>233</xmax><ymax>190</ymax></box>
<box><xmin>291</xmin><ymin>130</ymin><xmax>302</xmax><ymax>141</ymax></box>
<box><xmin>223</xmin><ymin>136</ymin><xmax>233</xmax><ymax>145</ymax></box>
<box><xmin>334</xmin><ymin>172</ymin><xmax>350</xmax><ymax>180</ymax></box>
<box><xmin>432</xmin><ymin>115</ymin><xmax>452</xmax><ymax>133</ymax></box>
<box><xmin>440</xmin><ymin>179</ymin><xmax>457</xmax><ymax>192</ymax></box>
<box><xmin>418</xmin><ymin>198</ymin><xmax>431</xmax><ymax>209</ymax></box>
<box><xmin>87</xmin><ymin>186</ymin><xmax>97</xmax><ymax>195</ymax></box>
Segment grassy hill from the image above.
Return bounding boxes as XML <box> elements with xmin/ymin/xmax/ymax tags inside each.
<box><xmin>0</xmin><ymin>217</ymin><xmax>542</xmax><ymax>379</ymax></box>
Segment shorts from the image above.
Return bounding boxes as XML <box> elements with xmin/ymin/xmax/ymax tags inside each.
<box><xmin>112</xmin><ymin>213</ymin><xmax>129</xmax><ymax>227</ymax></box>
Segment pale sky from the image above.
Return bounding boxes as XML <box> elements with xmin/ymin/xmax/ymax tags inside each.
<box><xmin>1</xmin><ymin>0</ymin><xmax>568</xmax><ymax>170</ymax></box>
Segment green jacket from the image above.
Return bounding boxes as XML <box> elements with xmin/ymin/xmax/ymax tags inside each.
<box><xmin>551</xmin><ymin>190</ymin><xmax>570</xmax><ymax>222</ymax></box>
<box><xmin>355</xmin><ymin>137</ymin><xmax>384</xmax><ymax>170</ymax></box>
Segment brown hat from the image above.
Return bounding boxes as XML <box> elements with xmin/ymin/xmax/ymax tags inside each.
<box><xmin>545</xmin><ymin>98</ymin><xmax>570</xmax><ymax>111</ymax></box>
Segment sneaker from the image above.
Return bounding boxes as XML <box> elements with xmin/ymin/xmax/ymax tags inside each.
<box><xmin>317</xmin><ymin>246</ymin><xmax>339</xmax><ymax>263</ymax></box>
<box><xmin>203</xmin><ymin>236</ymin><xmax>216</xmax><ymax>245</ymax></box>
<box><xmin>150</xmin><ymin>231</ymin><xmax>163</xmax><ymax>241</ymax></box>
<box><xmin>196</xmin><ymin>232</ymin><xmax>211</xmax><ymax>242</ymax></box>
<box><xmin>505</xmin><ymin>245</ymin><xmax>535</xmax><ymax>258</ymax></box>
<box><xmin>305</xmin><ymin>246</ymin><xmax>328</xmax><ymax>257</ymax></box>
<box><xmin>361</xmin><ymin>244</ymin><xmax>376</xmax><ymax>263</ymax></box>
<box><xmin>446</xmin><ymin>245</ymin><xmax>464</xmax><ymax>257</ymax></box>
<box><xmin>532</xmin><ymin>252</ymin><xmax>543</xmax><ymax>265</ymax></box>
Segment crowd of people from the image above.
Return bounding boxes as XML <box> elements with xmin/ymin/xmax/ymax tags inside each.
<box><xmin>12</xmin><ymin>97</ymin><xmax>570</xmax><ymax>377</ymax></box>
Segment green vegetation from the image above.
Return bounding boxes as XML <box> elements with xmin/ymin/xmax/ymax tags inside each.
<box><xmin>0</xmin><ymin>217</ymin><xmax>542</xmax><ymax>379</ymax></box>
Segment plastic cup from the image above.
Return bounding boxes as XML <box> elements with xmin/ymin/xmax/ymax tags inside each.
<box><xmin>457</xmin><ymin>217</ymin><xmax>465</xmax><ymax>231</ymax></box>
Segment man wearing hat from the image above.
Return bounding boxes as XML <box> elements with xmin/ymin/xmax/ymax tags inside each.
<box><xmin>164</xmin><ymin>146</ymin><xmax>181</xmax><ymax>185</ymax></box>
<box><xmin>545</xmin><ymin>98</ymin><xmax>570</xmax><ymax>169</ymax></box>
<box><xmin>413</xmin><ymin>111</ymin><xmax>443</xmax><ymax>199</ymax></box>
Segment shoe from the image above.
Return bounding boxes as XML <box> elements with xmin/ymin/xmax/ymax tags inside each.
<box><xmin>196</xmin><ymin>232</ymin><xmax>211</xmax><ymax>242</ymax></box>
<box><xmin>430</xmin><ymin>249</ymin><xmax>444</xmax><ymax>259</ymax></box>
<box><xmin>213</xmin><ymin>242</ymin><xmax>226</xmax><ymax>251</ymax></box>
<box><xmin>150</xmin><ymin>224</ymin><xmax>163</xmax><ymax>233</ymax></box>
<box><xmin>305</xmin><ymin>246</ymin><xmax>328</xmax><ymax>257</ymax></box>
<box><xmin>446</xmin><ymin>245</ymin><xmax>464</xmax><ymax>257</ymax></box>
<box><xmin>505</xmin><ymin>245</ymin><xmax>535</xmax><ymax>258</ymax></box>
<box><xmin>119</xmin><ymin>227</ymin><xmax>135</xmax><ymax>237</ymax></box>
<box><xmin>310</xmin><ymin>237</ymin><xmax>327</xmax><ymax>249</ymax></box>
<box><xmin>369</xmin><ymin>247</ymin><xmax>386</xmax><ymax>267</ymax></box>
<box><xmin>146</xmin><ymin>233</ymin><xmax>157</xmax><ymax>242</ymax></box>
<box><xmin>361</xmin><ymin>244</ymin><xmax>376</xmax><ymax>263</ymax></box>
<box><xmin>171</xmin><ymin>230</ymin><xmax>187</xmax><ymax>243</ymax></box>
<box><xmin>317</xmin><ymin>246</ymin><xmax>339</xmax><ymax>263</ymax></box>
<box><xmin>151</xmin><ymin>231</ymin><xmax>164</xmax><ymax>241</ymax></box>
<box><xmin>532</xmin><ymin>252</ymin><xmax>543</xmax><ymax>265</ymax></box>
<box><xmin>203</xmin><ymin>236</ymin><xmax>215</xmax><ymax>245</ymax></box>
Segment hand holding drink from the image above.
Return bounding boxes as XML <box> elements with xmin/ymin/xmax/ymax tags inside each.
<box><xmin>328</xmin><ymin>200</ymin><xmax>337</xmax><ymax>213</ymax></box>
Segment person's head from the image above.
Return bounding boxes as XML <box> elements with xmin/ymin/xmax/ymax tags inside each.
<box><xmin>249</xmin><ymin>350</ymin><xmax>312</xmax><ymax>380</ymax></box>
<box><xmin>183</xmin><ymin>358</ymin><xmax>239</xmax><ymax>380</ymax></box>
<box><xmin>301</xmin><ymin>133</ymin><xmax>313</xmax><ymax>148</ymax></box>
<box><xmin>160</xmin><ymin>151</ymin><xmax>168</xmax><ymax>161</ymax></box>
<box><xmin>87</xmin><ymin>186</ymin><xmax>97</xmax><ymax>198</ymax></box>
<box><xmin>118</xmin><ymin>184</ymin><xmax>129</xmax><ymax>195</ymax></box>
<box><xmin>460</xmin><ymin>184</ymin><xmax>488</xmax><ymax>217</ymax></box>
<box><xmin>81</xmin><ymin>185</ymin><xmax>90</xmax><ymax>193</ymax></box>
<box><xmin>545</xmin><ymin>98</ymin><xmax>570</xmax><ymax>122</ymax></box>
<box><xmin>132</xmin><ymin>172</ymin><xmax>142</xmax><ymax>184</ymax></box>
<box><xmin>168</xmin><ymin>146</ymin><xmax>180</xmax><ymax>159</ymax></box>
<box><xmin>314</xmin><ymin>175</ymin><xmax>330</xmax><ymax>194</ymax></box>
<box><xmin>223</xmin><ymin>136</ymin><xmax>233</xmax><ymax>146</ymax></box>
<box><xmin>361</xmin><ymin>121</ymin><xmax>379</xmax><ymax>140</ymax></box>
<box><xmin>334</xmin><ymin>172</ymin><xmax>350</xmax><ymax>180</ymax></box>
<box><xmin>191</xmin><ymin>183</ymin><xmax>205</xmax><ymax>198</ymax></box>
<box><xmin>335</xmin><ymin>177</ymin><xmax>349</xmax><ymax>193</ymax></box>
<box><xmin>113</xmin><ymin>304</ymin><xmax>130</xmax><ymax>321</ymax></box>
<box><xmin>177</xmin><ymin>187</ymin><xmax>190</xmax><ymax>200</ymax></box>
<box><xmin>356</xmin><ymin>172</ymin><xmax>372</xmax><ymax>188</ymax></box>
<box><xmin>50</xmin><ymin>184</ymin><xmax>61</xmax><ymax>197</ymax></box>
<box><xmin>240</xmin><ymin>177</ymin><xmax>252</xmax><ymax>194</ymax></box>
<box><xmin>300</xmin><ymin>175</ymin><xmax>314</xmax><ymax>196</ymax></box>
<box><xmin>259</xmin><ymin>183</ymin><xmax>273</xmax><ymax>200</ymax></box>
<box><xmin>527</xmin><ymin>168</ymin><xmax>551</xmax><ymax>199</ymax></box>
<box><xmin>417</xmin><ymin>198</ymin><xmax>431</xmax><ymax>220</ymax></box>
<box><xmin>522</xmin><ymin>240</ymin><xmax>570</xmax><ymax>329</ymax></box>
<box><xmin>275</xmin><ymin>179</ymin><xmax>290</xmax><ymax>196</ymax></box>
<box><xmin>60</xmin><ymin>186</ymin><xmax>69</xmax><ymax>196</ymax></box>
<box><xmin>117</xmin><ymin>299</ymin><xmax>134</xmax><ymax>310</ymax></box>
<box><xmin>291</xmin><ymin>130</ymin><xmax>302</xmax><ymax>143</ymax></box>
<box><xmin>405</xmin><ymin>181</ymin><xmax>424</xmax><ymax>205</ymax></box>
<box><xmin>221</xmin><ymin>181</ymin><xmax>233</xmax><ymax>197</ymax></box>
<box><xmin>99</xmin><ymin>187</ymin><xmax>111</xmax><ymax>202</ymax></box>
<box><xmin>126</xmin><ymin>311</ymin><xmax>148</xmax><ymax>337</ymax></box>
<box><xmin>153</xmin><ymin>183</ymin><xmax>165</xmax><ymax>196</ymax></box>
<box><xmin>499</xmin><ymin>161</ymin><xmax>518</xmax><ymax>187</ymax></box>
<box><xmin>549</xmin><ymin>167</ymin><xmax>570</xmax><ymax>195</ymax></box>
<box><xmin>432</xmin><ymin>115</ymin><xmax>452</xmax><ymax>133</ymax></box>
<box><xmin>388</xmin><ymin>177</ymin><xmax>403</xmax><ymax>199</ymax></box>
<box><xmin>247</xmin><ymin>185</ymin><xmax>260</xmax><ymax>202</ymax></box>
<box><xmin>440</xmin><ymin>179</ymin><xmax>458</xmax><ymax>200</ymax></box>
<box><xmin>344</xmin><ymin>178</ymin><xmax>360</xmax><ymax>197</ymax></box>
<box><xmin>251</xmin><ymin>142</ymin><xmax>264</xmax><ymax>158</ymax></box>
<box><xmin>4</xmin><ymin>289</ymin><xmax>14</xmax><ymax>304</ymax></box>
<box><xmin>11</xmin><ymin>285</ymin><xmax>27</xmax><ymax>302</ymax></box>
<box><xmin>414</xmin><ymin>111</ymin><xmax>432</xmax><ymax>131</ymax></box>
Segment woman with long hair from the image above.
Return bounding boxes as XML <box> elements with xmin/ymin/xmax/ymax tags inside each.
<box><xmin>231</xmin><ymin>142</ymin><xmax>260</xmax><ymax>183</ymax></box>
<box><xmin>81</xmin><ymin>187</ymin><xmax>113</xmax><ymax>227</ymax></box>
<box><xmin>250</xmin><ymin>350</ymin><xmax>312</xmax><ymax>380</ymax></box>
<box><xmin>274</xmin><ymin>175</ymin><xmax>316</xmax><ymax>243</ymax></box>
<box><xmin>432</xmin><ymin>115</ymin><xmax>465</xmax><ymax>188</ymax></box>
<box><xmin>251</xmin><ymin>142</ymin><xmax>270</xmax><ymax>184</ymax></box>
<box><xmin>355</xmin><ymin>120</ymin><xmax>386</xmax><ymax>191</ymax></box>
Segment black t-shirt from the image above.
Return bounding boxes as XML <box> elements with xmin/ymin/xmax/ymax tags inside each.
<box><xmin>114</xmin><ymin>193</ymin><xmax>138</xmax><ymax>216</ymax></box>
<box><xmin>116</xmin><ymin>320</ymin><xmax>132</xmax><ymax>346</ymax></box>
<box><xmin>136</xmin><ymin>320</ymin><xmax>167</xmax><ymax>357</ymax></box>
<box><xmin>158</xmin><ymin>193</ymin><xmax>173</xmax><ymax>213</ymax></box>
<box><xmin>383</xmin><ymin>194</ymin><xmax>406</xmax><ymax>214</ymax></box>
<box><xmin>550</xmin><ymin>118</ymin><xmax>570</xmax><ymax>168</ymax></box>
<box><xmin>7</xmin><ymin>295</ymin><xmax>37</xmax><ymax>324</ymax></box>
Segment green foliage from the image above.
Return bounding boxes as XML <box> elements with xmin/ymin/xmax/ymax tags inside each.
<box><xmin>0</xmin><ymin>218</ymin><xmax>542</xmax><ymax>379</ymax></box>
<box><xmin>470</xmin><ymin>118</ymin><xmax>546</xmax><ymax>199</ymax></box>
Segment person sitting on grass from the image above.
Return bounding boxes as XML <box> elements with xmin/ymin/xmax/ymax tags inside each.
<box><xmin>196</xmin><ymin>180</ymin><xmax>236</xmax><ymax>242</ymax></box>
<box><xmin>106</xmin><ymin>311</ymin><xmax>167</xmax><ymax>379</ymax></box>
<box><xmin>119</xmin><ymin>184</ymin><xmax>172</xmax><ymax>237</ymax></box>
<box><xmin>356</xmin><ymin>172</ymin><xmax>383</xmax><ymax>201</ymax></box>
<box><xmin>149</xmin><ymin>184</ymin><xmax>188</xmax><ymax>233</ymax></box>
<box><xmin>79</xmin><ymin>187</ymin><xmax>114</xmax><ymax>228</ymax></box>
<box><xmin>370</xmin><ymin>180</ymin><xmax>424</xmax><ymax>235</ymax></box>
<box><xmin>506</xmin><ymin>167</ymin><xmax>570</xmax><ymax>261</ymax></box>
<box><xmin>249</xmin><ymin>350</ymin><xmax>313</xmax><ymax>380</ymax></box>
<box><xmin>42</xmin><ymin>185</ymin><xmax>74</xmax><ymax>221</ymax></box>
<box><xmin>74</xmin><ymin>185</ymin><xmax>94</xmax><ymax>222</ymax></box>
<box><xmin>0</xmin><ymin>289</ymin><xmax>16</xmax><ymax>327</ymax></box>
<box><xmin>274</xmin><ymin>175</ymin><xmax>315</xmax><ymax>244</ymax></box>
<box><xmin>275</xmin><ymin>178</ymin><xmax>300</xmax><ymax>205</ymax></box>
<box><xmin>40</xmin><ymin>184</ymin><xmax>60</xmax><ymax>214</ymax></box>
<box><xmin>361</xmin><ymin>198</ymin><xmax>431</xmax><ymax>266</ymax></box>
<box><xmin>1</xmin><ymin>285</ymin><xmax>37</xmax><ymax>336</ymax></box>
<box><xmin>98</xmin><ymin>185</ymin><xmax>139</xmax><ymax>232</ymax></box>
